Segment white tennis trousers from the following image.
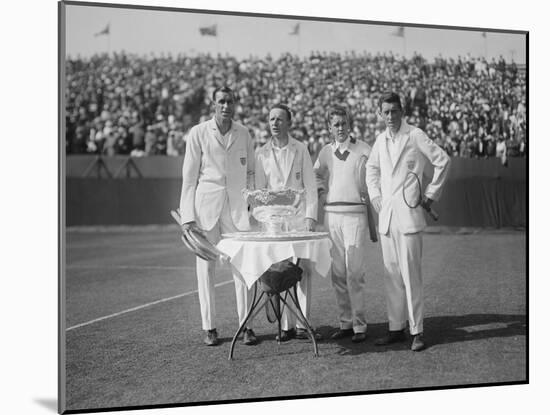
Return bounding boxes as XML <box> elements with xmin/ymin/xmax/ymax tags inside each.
<box><xmin>194</xmin><ymin>197</ymin><xmax>254</xmax><ymax>331</ymax></box>
<box><xmin>379</xmin><ymin>218</ymin><xmax>424</xmax><ymax>335</ymax></box>
<box><xmin>325</xmin><ymin>211</ymin><xmax>368</xmax><ymax>334</ymax></box>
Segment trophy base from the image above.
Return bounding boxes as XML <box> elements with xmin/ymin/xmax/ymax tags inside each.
<box><xmin>221</xmin><ymin>231</ymin><xmax>330</xmax><ymax>242</ymax></box>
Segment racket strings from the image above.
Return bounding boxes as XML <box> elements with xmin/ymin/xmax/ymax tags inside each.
<box><xmin>403</xmin><ymin>172</ymin><xmax>422</xmax><ymax>208</ymax></box>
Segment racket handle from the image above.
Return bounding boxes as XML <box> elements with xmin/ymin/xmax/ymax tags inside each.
<box><xmin>424</xmin><ymin>206</ymin><xmax>439</xmax><ymax>221</ymax></box>
<box><xmin>170</xmin><ymin>210</ymin><xmax>183</xmax><ymax>226</ymax></box>
<box><xmin>365</xmin><ymin>203</ymin><xmax>378</xmax><ymax>242</ymax></box>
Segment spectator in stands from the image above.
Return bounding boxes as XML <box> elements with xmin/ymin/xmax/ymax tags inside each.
<box><xmin>130</xmin><ymin>118</ymin><xmax>146</xmax><ymax>151</ymax></box>
<box><xmin>496</xmin><ymin>137</ymin><xmax>508</xmax><ymax>166</ymax></box>
<box><xmin>485</xmin><ymin>136</ymin><xmax>496</xmax><ymax>158</ymax></box>
<box><xmin>474</xmin><ymin>137</ymin><xmax>485</xmax><ymax>159</ymax></box>
<box><xmin>458</xmin><ymin>138</ymin><xmax>468</xmax><ymax>158</ymax></box>
<box><xmin>144</xmin><ymin>126</ymin><xmax>157</xmax><ymax>155</ymax></box>
<box><xmin>518</xmin><ymin>137</ymin><xmax>526</xmax><ymax>157</ymax></box>
<box><xmin>103</xmin><ymin>127</ymin><xmax>117</xmax><ymax>156</ymax></box>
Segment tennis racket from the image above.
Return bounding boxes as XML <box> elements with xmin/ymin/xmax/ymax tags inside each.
<box><xmin>170</xmin><ymin>210</ymin><xmax>228</xmax><ymax>261</ymax></box>
<box><xmin>402</xmin><ymin>171</ymin><xmax>439</xmax><ymax>221</ymax></box>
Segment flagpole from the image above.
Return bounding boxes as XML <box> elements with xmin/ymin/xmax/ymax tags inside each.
<box><xmin>391</xmin><ymin>27</ymin><xmax>406</xmax><ymax>59</ymax></box>
<box><xmin>218</xmin><ymin>24</ymin><xmax>220</xmax><ymax>55</ymax></box>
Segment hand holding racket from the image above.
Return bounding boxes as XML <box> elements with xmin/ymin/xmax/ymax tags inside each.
<box><xmin>402</xmin><ymin>171</ymin><xmax>439</xmax><ymax>221</ymax></box>
<box><xmin>170</xmin><ymin>210</ymin><xmax>230</xmax><ymax>261</ymax></box>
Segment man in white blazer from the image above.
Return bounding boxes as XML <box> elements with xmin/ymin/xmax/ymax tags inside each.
<box><xmin>366</xmin><ymin>92</ymin><xmax>450</xmax><ymax>351</ymax></box>
<box><xmin>179</xmin><ymin>86</ymin><xmax>256</xmax><ymax>347</ymax></box>
<box><xmin>255</xmin><ymin>104</ymin><xmax>320</xmax><ymax>341</ymax></box>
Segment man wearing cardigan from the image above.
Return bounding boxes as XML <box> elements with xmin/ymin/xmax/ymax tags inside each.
<box><xmin>314</xmin><ymin>105</ymin><xmax>372</xmax><ymax>343</ymax></box>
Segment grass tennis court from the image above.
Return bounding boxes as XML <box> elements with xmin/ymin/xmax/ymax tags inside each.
<box><xmin>63</xmin><ymin>226</ymin><xmax>526</xmax><ymax>412</ymax></box>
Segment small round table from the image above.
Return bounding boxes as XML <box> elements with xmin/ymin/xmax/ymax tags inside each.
<box><xmin>217</xmin><ymin>233</ymin><xmax>332</xmax><ymax>360</ymax></box>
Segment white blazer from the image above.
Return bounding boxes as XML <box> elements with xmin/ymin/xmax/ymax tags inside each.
<box><xmin>179</xmin><ymin>118</ymin><xmax>255</xmax><ymax>231</ymax></box>
<box><xmin>255</xmin><ymin>137</ymin><xmax>318</xmax><ymax>221</ymax></box>
<box><xmin>366</xmin><ymin>121</ymin><xmax>450</xmax><ymax>235</ymax></box>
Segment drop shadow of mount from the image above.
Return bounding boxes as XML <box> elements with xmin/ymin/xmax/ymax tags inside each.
<box><xmin>324</xmin><ymin>313</ymin><xmax>526</xmax><ymax>356</ymax></box>
<box><xmin>34</xmin><ymin>398</ymin><xmax>57</xmax><ymax>412</ymax></box>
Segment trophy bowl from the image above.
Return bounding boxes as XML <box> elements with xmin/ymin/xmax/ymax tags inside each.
<box><xmin>243</xmin><ymin>188</ymin><xmax>304</xmax><ymax>234</ymax></box>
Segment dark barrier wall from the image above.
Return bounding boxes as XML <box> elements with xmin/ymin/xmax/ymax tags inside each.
<box><xmin>66</xmin><ymin>155</ymin><xmax>184</xmax><ymax>178</ymax></box>
<box><xmin>66</xmin><ymin>157</ymin><xmax>526</xmax><ymax>227</ymax></box>
<box><xmin>67</xmin><ymin>178</ymin><xmax>182</xmax><ymax>226</ymax></box>
<box><xmin>424</xmin><ymin>157</ymin><xmax>526</xmax><ymax>228</ymax></box>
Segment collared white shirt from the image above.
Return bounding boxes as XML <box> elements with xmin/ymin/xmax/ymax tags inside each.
<box><xmin>387</xmin><ymin>126</ymin><xmax>403</xmax><ymax>165</ymax></box>
<box><xmin>214</xmin><ymin>120</ymin><xmax>232</xmax><ymax>149</ymax></box>
<box><xmin>271</xmin><ymin>141</ymin><xmax>293</xmax><ymax>182</ymax></box>
<box><xmin>221</xmin><ymin>131</ymin><xmax>230</xmax><ymax>149</ymax></box>
<box><xmin>332</xmin><ymin>136</ymin><xmax>351</xmax><ymax>153</ymax></box>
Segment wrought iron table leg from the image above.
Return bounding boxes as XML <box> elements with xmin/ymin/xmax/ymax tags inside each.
<box><xmin>269</xmin><ymin>291</ymin><xmax>291</xmax><ymax>344</ymax></box>
<box><xmin>229</xmin><ymin>283</ymin><xmax>264</xmax><ymax>360</ymax></box>
<box><xmin>279</xmin><ymin>287</ymin><xmax>319</xmax><ymax>356</ymax></box>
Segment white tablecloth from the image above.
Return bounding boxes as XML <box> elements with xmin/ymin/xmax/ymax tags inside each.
<box><xmin>216</xmin><ymin>237</ymin><xmax>332</xmax><ymax>289</ymax></box>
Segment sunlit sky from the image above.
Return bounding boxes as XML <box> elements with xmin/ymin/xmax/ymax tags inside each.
<box><xmin>65</xmin><ymin>3</ymin><xmax>526</xmax><ymax>63</ymax></box>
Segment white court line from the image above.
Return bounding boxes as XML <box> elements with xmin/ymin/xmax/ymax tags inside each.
<box><xmin>66</xmin><ymin>279</ymin><xmax>234</xmax><ymax>331</ymax></box>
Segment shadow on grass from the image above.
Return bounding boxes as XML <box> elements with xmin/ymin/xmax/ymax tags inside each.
<box><xmin>221</xmin><ymin>332</ymin><xmax>325</xmax><ymax>359</ymax></box>
<box><xmin>323</xmin><ymin>313</ymin><xmax>526</xmax><ymax>356</ymax></box>
<box><xmin>217</xmin><ymin>332</ymin><xmax>276</xmax><ymax>346</ymax></box>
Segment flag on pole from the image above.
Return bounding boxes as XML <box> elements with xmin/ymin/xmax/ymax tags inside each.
<box><xmin>391</xmin><ymin>26</ymin><xmax>405</xmax><ymax>37</ymax></box>
<box><xmin>94</xmin><ymin>23</ymin><xmax>110</xmax><ymax>37</ymax></box>
<box><xmin>289</xmin><ymin>23</ymin><xmax>300</xmax><ymax>36</ymax></box>
<box><xmin>199</xmin><ymin>24</ymin><xmax>217</xmax><ymax>36</ymax></box>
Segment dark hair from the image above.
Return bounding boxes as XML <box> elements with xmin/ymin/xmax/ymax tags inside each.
<box><xmin>325</xmin><ymin>105</ymin><xmax>352</xmax><ymax>126</ymax></box>
<box><xmin>212</xmin><ymin>86</ymin><xmax>235</xmax><ymax>102</ymax></box>
<box><xmin>270</xmin><ymin>103</ymin><xmax>292</xmax><ymax>123</ymax></box>
<box><xmin>378</xmin><ymin>92</ymin><xmax>403</xmax><ymax>111</ymax></box>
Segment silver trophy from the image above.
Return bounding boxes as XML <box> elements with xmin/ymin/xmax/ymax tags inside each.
<box><xmin>243</xmin><ymin>188</ymin><xmax>304</xmax><ymax>235</ymax></box>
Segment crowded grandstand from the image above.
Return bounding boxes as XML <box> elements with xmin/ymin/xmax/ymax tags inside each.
<box><xmin>65</xmin><ymin>52</ymin><xmax>526</xmax><ymax>160</ymax></box>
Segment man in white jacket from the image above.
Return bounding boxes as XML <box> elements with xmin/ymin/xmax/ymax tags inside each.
<box><xmin>255</xmin><ymin>104</ymin><xmax>320</xmax><ymax>341</ymax></box>
<box><xmin>179</xmin><ymin>86</ymin><xmax>256</xmax><ymax>347</ymax></box>
<box><xmin>366</xmin><ymin>92</ymin><xmax>450</xmax><ymax>351</ymax></box>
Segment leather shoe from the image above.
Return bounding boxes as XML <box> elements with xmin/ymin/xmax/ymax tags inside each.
<box><xmin>243</xmin><ymin>328</ymin><xmax>257</xmax><ymax>345</ymax></box>
<box><xmin>204</xmin><ymin>329</ymin><xmax>219</xmax><ymax>346</ymax></box>
<box><xmin>411</xmin><ymin>333</ymin><xmax>426</xmax><ymax>351</ymax></box>
<box><xmin>330</xmin><ymin>328</ymin><xmax>354</xmax><ymax>340</ymax></box>
<box><xmin>374</xmin><ymin>330</ymin><xmax>406</xmax><ymax>346</ymax></box>
<box><xmin>296</xmin><ymin>328</ymin><xmax>323</xmax><ymax>341</ymax></box>
<box><xmin>351</xmin><ymin>332</ymin><xmax>367</xmax><ymax>343</ymax></box>
<box><xmin>275</xmin><ymin>328</ymin><xmax>296</xmax><ymax>342</ymax></box>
